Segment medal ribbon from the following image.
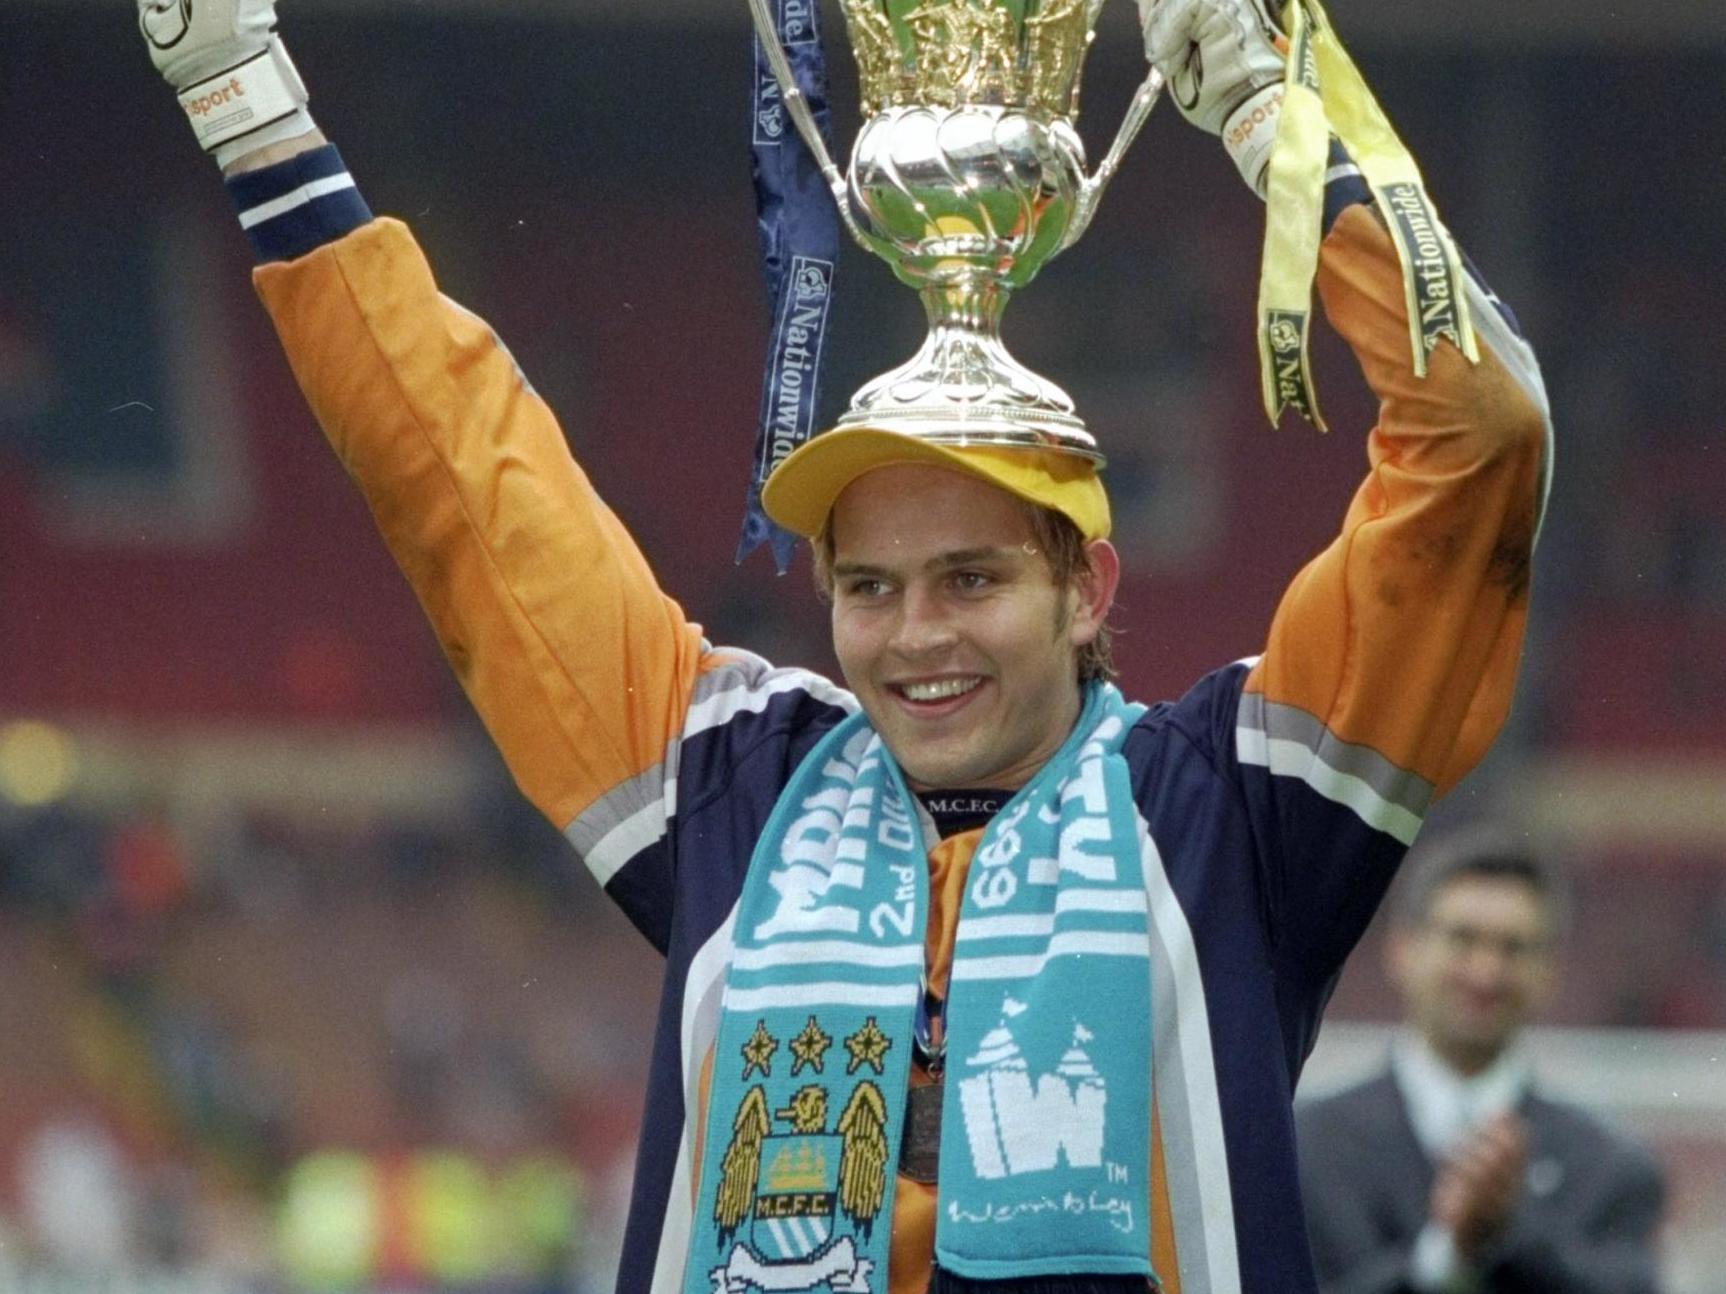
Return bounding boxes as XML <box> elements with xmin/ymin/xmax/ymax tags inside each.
<box><xmin>738</xmin><ymin>0</ymin><xmax>842</xmax><ymax>571</ymax></box>
<box><xmin>1257</xmin><ymin>0</ymin><xmax>1477</xmax><ymax>428</ymax></box>
<box><xmin>1303</xmin><ymin>0</ymin><xmax>1478</xmax><ymax>374</ymax></box>
<box><xmin>1256</xmin><ymin>0</ymin><xmax>1330</xmax><ymax>428</ymax></box>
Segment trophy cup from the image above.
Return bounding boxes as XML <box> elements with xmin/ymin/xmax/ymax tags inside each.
<box><xmin>745</xmin><ymin>0</ymin><xmax>1166</xmax><ymax>463</ymax></box>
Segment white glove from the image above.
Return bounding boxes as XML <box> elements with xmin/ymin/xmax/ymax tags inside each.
<box><xmin>1139</xmin><ymin>0</ymin><xmax>1289</xmax><ymax>195</ymax></box>
<box><xmin>138</xmin><ymin>0</ymin><xmax>317</xmax><ymax>167</ymax></box>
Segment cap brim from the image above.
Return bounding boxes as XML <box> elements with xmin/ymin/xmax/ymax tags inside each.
<box><xmin>761</xmin><ymin>428</ymin><xmax>1111</xmax><ymax>542</ymax></box>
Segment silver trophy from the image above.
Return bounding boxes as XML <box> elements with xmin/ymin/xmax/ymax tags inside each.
<box><xmin>747</xmin><ymin>0</ymin><xmax>1165</xmax><ymax>461</ymax></box>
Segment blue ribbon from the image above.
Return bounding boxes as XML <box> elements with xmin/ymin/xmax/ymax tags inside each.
<box><xmin>737</xmin><ymin>0</ymin><xmax>841</xmax><ymax>572</ymax></box>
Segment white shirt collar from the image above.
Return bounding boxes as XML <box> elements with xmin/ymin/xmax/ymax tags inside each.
<box><xmin>1391</xmin><ymin>1030</ymin><xmax>1531</xmax><ymax>1161</ymax></box>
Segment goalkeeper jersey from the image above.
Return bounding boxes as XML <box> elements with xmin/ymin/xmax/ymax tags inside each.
<box><xmin>231</xmin><ymin>144</ymin><xmax>1551</xmax><ymax>1294</ymax></box>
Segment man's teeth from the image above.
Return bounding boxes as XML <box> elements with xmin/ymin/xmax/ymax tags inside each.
<box><xmin>900</xmin><ymin>677</ymin><xmax>981</xmax><ymax>702</ymax></box>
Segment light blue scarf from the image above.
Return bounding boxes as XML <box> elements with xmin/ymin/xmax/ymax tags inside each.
<box><xmin>686</xmin><ymin>683</ymin><xmax>1155</xmax><ymax>1292</ymax></box>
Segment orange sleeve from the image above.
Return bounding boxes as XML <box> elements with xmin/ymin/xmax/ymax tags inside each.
<box><xmin>253</xmin><ymin>218</ymin><xmax>705</xmax><ymax>832</ymax></box>
<box><xmin>1246</xmin><ymin>204</ymin><xmax>1549</xmax><ymax>799</ymax></box>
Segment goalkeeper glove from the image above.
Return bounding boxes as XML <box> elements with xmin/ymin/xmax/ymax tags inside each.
<box><xmin>138</xmin><ymin>0</ymin><xmax>317</xmax><ymax>167</ymax></box>
<box><xmin>1139</xmin><ymin>0</ymin><xmax>1289</xmax><ymax>195</ymax></box>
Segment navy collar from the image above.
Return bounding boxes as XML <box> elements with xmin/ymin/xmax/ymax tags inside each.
<box><xmin>916</xmin><ymin>788</ymin><xmax>1011</xmax><ymax>839</ymax></box>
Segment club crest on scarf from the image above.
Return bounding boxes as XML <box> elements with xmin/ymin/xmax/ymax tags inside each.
<box><xmin>709</xmin><ymin>1015</ymin><xmax>894</xmax><ymax>1293</ymax></box>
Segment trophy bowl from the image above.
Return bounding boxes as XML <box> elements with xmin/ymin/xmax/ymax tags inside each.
<box><xmin>849</xmin><ymin>105</ymin><xmax>1086</xmax><ymax>293</ymax></box>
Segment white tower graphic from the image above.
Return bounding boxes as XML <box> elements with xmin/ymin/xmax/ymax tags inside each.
<box><xmin>958</xmin><ymin>999</ymin><xmax>1107</xmax><ymax>1179</ymax></box>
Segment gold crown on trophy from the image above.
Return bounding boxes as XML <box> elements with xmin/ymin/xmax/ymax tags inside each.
<box><xmin>841</xmin><ymin>0</ymin><xmax>1097</xmax><ymax>117</ymax></box>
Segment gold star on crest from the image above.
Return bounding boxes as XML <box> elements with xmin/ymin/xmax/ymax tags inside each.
<box><xmin>843</xmin><ymin>1016</ymin><xmax>892</xmax><ymax>1075</ymax></box>
<box><xmin>789</xmin><ymin>1016</ymin><xmax>833</xmax><ymax>1075</ymax></box>
<box><xmin>740</xmin><ymin>1019</ymin><xmax>779</xmax><ymax>1080</ymax></box>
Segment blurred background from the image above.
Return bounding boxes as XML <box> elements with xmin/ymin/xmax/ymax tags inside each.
<box><xmin>1</xmin><ymin>0</ymin><xmax>1722</xmax><ymax>1290</ymax></box>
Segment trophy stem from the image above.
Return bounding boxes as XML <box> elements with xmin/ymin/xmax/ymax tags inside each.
<box><xmin>836</xmin><ymin>274</ymin><xmax>1101</xmax><ymax>460</ymax></box>
<box><xmin>910</xmin><ymin>275</ymin><xmax>1078</xmax><ymax>421</ymax></box>
<box><xmin>913</xmin><ymin>277</ymin><xmax>1020</xmax><ymax>399</ymax></box>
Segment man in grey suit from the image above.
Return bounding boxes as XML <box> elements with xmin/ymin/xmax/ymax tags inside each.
<box><xmin>1297</xmin><ymin>829</ymin><xmax>1665</xmax><ymax>1293</ymax></box>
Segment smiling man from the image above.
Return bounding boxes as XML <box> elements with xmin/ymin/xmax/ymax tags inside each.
<box><xmin>138</xmin><ymin>0</ymin><xmax>1552</xmax><ymax>1289</ymax></box>
<box><xmin>1296</xmin><ymin>832</ymin><xmax>1665</xmax><ymax>1293</ymax></box>
<box><xmin>820</xmin><ymin>464</ymin><xmax>1117</xmax><ymax>793</ymax></box>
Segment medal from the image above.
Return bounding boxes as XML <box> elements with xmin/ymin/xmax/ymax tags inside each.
<box><xmin>899</xmin><ymin>1081</ymin><xmax>943</xmax><ymax>1184</ymax></box>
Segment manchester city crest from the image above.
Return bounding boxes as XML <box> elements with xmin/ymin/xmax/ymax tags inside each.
<box><xmin>709</xmin><ymin>1017</ymin><xmax>893</xmax><ymax>1294</ymax></box>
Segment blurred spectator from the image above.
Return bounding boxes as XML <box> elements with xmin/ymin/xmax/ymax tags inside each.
<box><xmin>493</xmin><ymin>1153</ymin><xmax>587</xmax><ymax>1293</ymax></box>
<box><xmin>16</xmin><ymin>1110</ymin><xmax>139</xmax><ymax>1273</ymax></box>
<box><xmin>277</xmin><ymin>1149</ymin><xmax>383</xmax><ymax>1290</ymax></box>
<box><xmin>274</xmin><ymin>1145</ymin><xmax>588</xmax><ymax>1292</ymax></box>
<box><xmin>1297</xmin><ymin>828</ymin><xmax>1666</xmax><ymax>1293</ymax></box>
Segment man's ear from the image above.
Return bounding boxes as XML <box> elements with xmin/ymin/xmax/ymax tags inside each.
<box><xmin>1069</xmin><ymin>539</ymin><xmax>1121</xmax><ymax>647</ymax></box>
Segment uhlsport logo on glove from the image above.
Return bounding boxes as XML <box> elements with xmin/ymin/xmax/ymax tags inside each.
<box><xmin>184</xmin><ymin>76</ymin><xmax>249</xmax><ymax>123</ymax></box>
<box><xmin>1142</xmin><ymin>0</ymin><xmax>1290</xmax><ymax>193</ymax></box>
<box><xmin>140</xmin><ymin>0</ymin><xmax>194</xmax><ymax>51</ymax></box>
<box><xmin>138</xmin><ymin>0</ymin><xmax>317</xmax><ymax>167</ymax></box>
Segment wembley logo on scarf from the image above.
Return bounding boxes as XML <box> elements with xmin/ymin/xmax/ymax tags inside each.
<box><xmin>685</xmin><ymin>685</ymin><xmax>1159</xmax><ymax>1292</ymax></box>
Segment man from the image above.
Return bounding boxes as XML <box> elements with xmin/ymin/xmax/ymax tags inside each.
<box><xmin>136</xmin><ymin>0</ymin><xmax>1549</xmax><ymax>1289</ymax></box>
<box><xmin>1297</xmin><ymin>831</ymin><xmax>1665</xmax><ymax>1293</ymax></box>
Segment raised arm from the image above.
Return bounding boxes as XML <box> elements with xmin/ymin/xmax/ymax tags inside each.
<box><xmin>137</xmin><ymin>0</ymin><xmax>710</xmax><ymax>941</ymax></box>
<box><xmin>1237</xmin><ymin>191</ymin><xmax>1549</xmax><ymax>996</ymax></box>
<box><xmin>1140</xmin><ymin>0</ymin><xmax>1550</xmax><ymax>985</ymax></box>
<box><xmin>1251</xmin><ymin>208</ymin><xmax>1548</xmax><ymax>812</ymax></box>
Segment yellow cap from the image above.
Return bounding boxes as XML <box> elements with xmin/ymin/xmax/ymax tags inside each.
<box><xmin>761</xmin><ymin>428</ymin><xmax>1112</xmax><ymax>542</ymax></box>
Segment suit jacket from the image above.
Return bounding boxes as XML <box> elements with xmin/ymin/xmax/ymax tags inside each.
<box><xmin>1296</xmin><ymin>1067</ymin><xmax>1665</xmax><ymax>1294</ymax></box>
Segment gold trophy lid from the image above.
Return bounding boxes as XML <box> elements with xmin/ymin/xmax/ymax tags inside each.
<box><xmin>842</xmin><ymin>0</ymin><xmax>1105</xmax><ymax>118</ymax></box>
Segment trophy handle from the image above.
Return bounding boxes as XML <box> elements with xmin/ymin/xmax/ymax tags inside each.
<box><xmin>745</xmin><ymin>0</ymin><xmax>876</xmax><ymax>254</ymax></box>
<box><xmin>1062</xmin><ymin>66</ymin><xmax>1166</xmax><ymax>250</ymax></box>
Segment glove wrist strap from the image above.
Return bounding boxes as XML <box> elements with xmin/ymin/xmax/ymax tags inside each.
<box><xmin>177</xmin><ymin>37</ymin><xmax>315</xmax><ymax>167</ymax></box>
<box><xmin>1223</xmin><ymin>83</ymin><xmax>1284</xmax><ymax>196</ymax></box>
